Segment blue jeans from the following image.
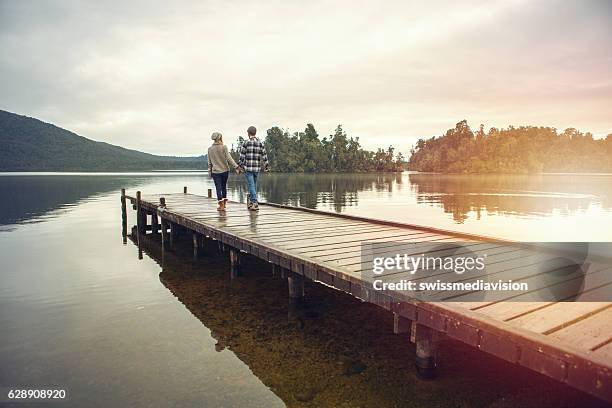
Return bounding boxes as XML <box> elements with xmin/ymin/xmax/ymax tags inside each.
<box><xmin>211</xmin><ymin>171</ymin><xmax>229</xmax><ymax>201</ymax></box>
<box><xmin>245</xmin><ymin>171</ymin><xmax>259</xmax><ymax>203</ymax></box>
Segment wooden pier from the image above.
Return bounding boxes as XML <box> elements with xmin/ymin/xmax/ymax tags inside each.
<box><xmin>122</xmin><ymin>188</ymin><xmax>612</xmax><ymax>402</ymax></box>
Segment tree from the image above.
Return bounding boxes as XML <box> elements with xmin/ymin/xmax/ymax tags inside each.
<box><xmin>408</xmin><ymin>120</ymin><xmax>612</xmax><ymax>173</ymax></box>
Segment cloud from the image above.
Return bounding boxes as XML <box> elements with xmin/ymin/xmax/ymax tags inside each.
<box><xmin>1</xmin><ymin>0</ymin><xmax>610</xmax><ymax>156</ymax></box>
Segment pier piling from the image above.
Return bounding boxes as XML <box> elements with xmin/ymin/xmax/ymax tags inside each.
<box><xmin>415</xmin><ymin>324</ymin><xmax>439</xmax><ymax>379</ymax></box>
<box><xmin>287</xmin><ymin>272</ymin><xmax>304</xmax><ymax>299</ymax></box>
<box><xmin>393</xmin><ymin>313</ymin><xmax>411</xmax><ymax>335</ymax></box>
<box><xmin>192</xmin><ymin>233</ymin><xmax>199</xmax><ymax>260</ymax></box>
<box><xmin>229</xmin><ymin>248</ymin><xmax>241</xmax><ymax>278</ymax></box>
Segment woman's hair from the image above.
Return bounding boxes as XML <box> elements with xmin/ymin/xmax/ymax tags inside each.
<box><xmin>211</xmin><ymin>132</ymin><xmax>223</xmax><ymax>144</ymax></box>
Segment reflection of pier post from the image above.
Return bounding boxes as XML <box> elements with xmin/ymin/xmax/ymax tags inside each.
<box><xmin>151</xmin><ymin>213</ymin><xmax>159</xmax><ymax>234</ymax></box>
<box><xmin>159</xmin><ymin>197</ymin><xmax>167</xmax><ymax>253</ymax></box>
<box><xmin>136</xmin><ymin>191</ymin><xmax>145</xmax><ymax>259</ymax></box>
<box><xmin>120</xmin><ymin>188</ymin><xmax>127</xmax><ymax>244</ymax></box>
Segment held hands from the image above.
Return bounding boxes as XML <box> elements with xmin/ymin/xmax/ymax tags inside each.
<box><xmin>235</xmin><ymin>166</ymin><xmax>242</xmax><ymax>174</ymax></box>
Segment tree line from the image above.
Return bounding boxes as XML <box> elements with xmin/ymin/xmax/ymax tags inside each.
<box><xmin>230</xmin><ymin>124</ymin><xmax>405</xmax><ymax>172</ymax></box>
<box><xmin>408</xmin><ymin>120</ymin><xmax>612</xmax><ymax>173</ymax></box>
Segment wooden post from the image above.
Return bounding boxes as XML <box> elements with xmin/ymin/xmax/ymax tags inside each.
<box><xmin>183</xmin><ymin>186</ymin><xmax>188</xmax><ymax>194</ymax></box>
<box><xmin>229</xmin><ymin>248</ymin><xmax>240</xmax><ymax>278</ymax></box>
<box><xmin>415</xmin><ymin>324</ymin><xmax>439</xmax><ymax>379</ymax></box>
<box><xmin>272</xmin><ymin>264</ymin><xmax>280</xmax><ymax>277</ymax></box>
<box><xmin>207</xmin><ymin>188</ymin><xmax>212</xmax><ymax>198</ymax></box>
<box><xmin>169</xmin><ymin>223</ymin><xmax>175</xmax><ymax>249</ymax></box>
<box><xmin>287</xmin><ymin>272</ymin><xmax>304</xmax><ymax>299</ymax></box>
<box><xmin>192</xmin><ymin>233</ymin><xmax>199</xmax><ymax>260</ymax></box>
<box><xmin>393</xmin><ymin>313</ymin><xmax>411</xmax><ymax>335</ymax></box>
<box><xmin>120</xmin><ymin>188</ymin><xmax>127</xmax><ymax>239</ymax></box>
<box><xmin>198</xmin><ymin>234</ymin><xmax>206</xmax><ymax>253</ymax></box>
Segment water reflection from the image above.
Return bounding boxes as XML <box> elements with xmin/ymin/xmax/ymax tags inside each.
<box><xmin>0</xmin><ymin>175</ymin><xmax>139</xmax><ymax>226</ymax></box>
<box><xmin>1</xmin><ymin>172</ymin><xmax>611</xmax><ymax>241</ymax></box>
<box><xmin>127</xmin><ymin>228</ymin><xmax>608</xmax><ymax>408</ymax></box>
<box><xmin>407</xmin><ymin>173</ymin><xmax>612</xmax><ymax>223</ymax></box>
<box><xmin>227</xmin><ymin>173</ymin><xmax>403</xmax><ymax>213</ymax></box>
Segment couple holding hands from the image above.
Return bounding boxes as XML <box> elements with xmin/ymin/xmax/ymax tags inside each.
<box><xmin>207</xmin><ymin>125</ymin><xmax>270</xmax><ymax>211</ymax></box>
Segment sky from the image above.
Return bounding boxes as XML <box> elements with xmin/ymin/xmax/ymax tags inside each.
<box><xmin>1</xmin><ymin>0</ymin><xmax>611</xmax><ymax>156</ymax></box>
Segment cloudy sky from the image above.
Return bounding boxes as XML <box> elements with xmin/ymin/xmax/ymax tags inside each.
<box><xmin>1</xmin><ymin>0</ymin><xmax>611</xmax><ymax>156</ymax></box>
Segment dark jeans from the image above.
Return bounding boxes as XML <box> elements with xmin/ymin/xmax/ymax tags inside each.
<box><xmin>212</xmin><ymin>171</ymin><xmax>229</xmax><ymax>201</ymax></box>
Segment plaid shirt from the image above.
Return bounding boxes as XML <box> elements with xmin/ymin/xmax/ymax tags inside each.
<box><xmin>238</xmin><ymin>137</ymin><xmax>269</xmax><ymax>172</ymax></box>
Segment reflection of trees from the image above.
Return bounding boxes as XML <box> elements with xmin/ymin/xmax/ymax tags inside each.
<box><xmin>408</xmin><ymin>173</ymin><xmax>612</xmax><ymax>223</ymax></box>
<box><xmin>0</xmin><ymin>176</ymin><xmax>140</xmax><ymax>226</ymax></box>
<box><xmin>227</xmin><ymin>173</ymin><xmax>402</xmax><ymax>213</ymax></box>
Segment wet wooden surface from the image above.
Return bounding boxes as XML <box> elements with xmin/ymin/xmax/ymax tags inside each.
<box><xmin>126</xmin><ymin>192</ymin><xmax>612</xmax><ymax>402</ymax></box>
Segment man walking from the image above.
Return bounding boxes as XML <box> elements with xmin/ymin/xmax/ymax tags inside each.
<box><xmin>238</xmin><ymin>126</ymin><xmax>269</xmax><ymax>210</ymax></box>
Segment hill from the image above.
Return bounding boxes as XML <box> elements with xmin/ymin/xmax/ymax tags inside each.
<box><xmin>408</xmin><ymin>120</ymin><xmax>612</xmax><ymax>173</ymax></box>
<box><xmin>0</xmin><ymin>110</ymin><xmax>207</xmax><ymax>171</ymax></box>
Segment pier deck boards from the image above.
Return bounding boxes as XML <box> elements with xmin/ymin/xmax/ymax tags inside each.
<box><xmin>125</xmin><ymin>191</ymin><xmax>612</xmax><ymax>402</ymax></box>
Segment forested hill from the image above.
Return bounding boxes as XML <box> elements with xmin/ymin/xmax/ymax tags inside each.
<box><xmin>230</xmin><ymin>124</ymin><xmax>406</xmax><ymax>172</ymax></box>
<box><xmin>0</xmin><ymin>110</ymin><xmax>206</xmax><ymax>171</ymax></box>
<box><xmin>408</xmin><ymin>120</ymin><xmax>612</xmax><ymax>173</ymax></box>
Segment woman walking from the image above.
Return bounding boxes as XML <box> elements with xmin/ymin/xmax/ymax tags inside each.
<box><xmin>208</xmin><ymin>132</ymin><xmax>240</xmax><ymax>210</ymax></box>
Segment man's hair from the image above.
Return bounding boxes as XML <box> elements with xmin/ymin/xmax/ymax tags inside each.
<box><xmin>247</xmin><ymin>126</ymin><xmax>257</xmax><ymax>136</ymax></box>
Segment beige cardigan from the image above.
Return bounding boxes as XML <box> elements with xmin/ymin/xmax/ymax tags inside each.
<box><xmin>207</xmin><ymin>143</ymin><xmax>238</xmax><ymax>173</ymax></box>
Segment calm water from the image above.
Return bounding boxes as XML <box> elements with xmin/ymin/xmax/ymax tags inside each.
<box><xmin>1</xmin><ymin>172</ymin><xmax>611</xmax><ymax>407</ymax></box>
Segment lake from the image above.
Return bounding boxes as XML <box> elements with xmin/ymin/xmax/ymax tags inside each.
<box><xmin>0</xmin><ymin>172</ymin><xmax>610</xmax><ymax>407</ymax></box>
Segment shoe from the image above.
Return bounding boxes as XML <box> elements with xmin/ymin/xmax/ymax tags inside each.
<box><xmin>217</xmin><ymin>200</ymin><xmax>225</xmax><ymax>211</ymax></box>
<box><xmin>251</xmin><ymin>202</ymin><xmax>259</xmax><ymax>211</ymax></box>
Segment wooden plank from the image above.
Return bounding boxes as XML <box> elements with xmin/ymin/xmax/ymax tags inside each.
<box><xmin>349</xmin><ymin>245</ymin><xmax>534</xmax><ymax>275</ymax></box>
<box><xmin>473</xmin><ymin>266</ymin><xmax>612</xmax><ymax>320</ymax></box>
<box><xmin>295</xmin><ymin>232</ymin><xmax>450</xmax><ymax>256</ymax></box>
<box><xmin>231</xmin><ymin>221</ymin><xmax>370</xmax><ymax>237</ymax></box>
<box><xmin>332</xmin><ymin>242</ymin><xmax>504</xmax><ymax>269</ymax></box>
<box><xmin>254</xmin><ymin>225</ymin><xmax>396</xmax><ymax>244</ymax></box>
<box><xmin>229</xmin><ymin>221</ymin><xmax>385</xmax><ymax>238</ymax></box>
<box><xmin>508</xmin><ymin>302</ymin><xmax>611</xmax><ymax>334</ymax></box>
<box><xmin>549</xmin><ymin>307</ymin><xmax>612</xmax><ymax>351</ymax></box>
<box><xmin>276</xmin><ymin>230</ymin><xmax>442</xmax><ymax>251</ymax></box>
<box><xmin>198</xmin><ymin>214</ymin><xmax>330</xmax><ymax>228</ymax></box>
<box><xmin>436</xmin><ymin>259</ymin><xmax>610</xmax><ymax>303</ymax></box>
<box><xmin>594</xmin><ymin>341</ymin><xmax>612</xmax><ymax>359</ymax></box>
